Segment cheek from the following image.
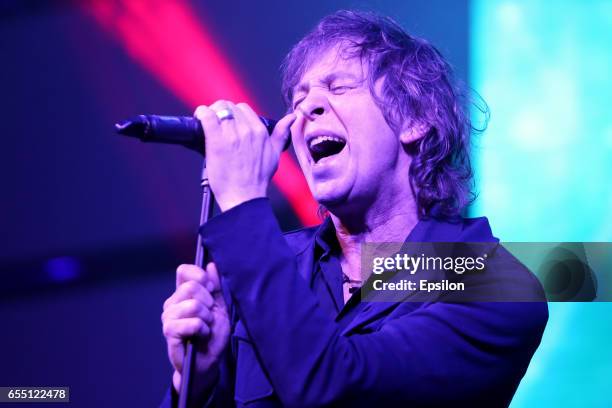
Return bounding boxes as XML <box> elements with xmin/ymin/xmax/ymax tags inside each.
<box><xmin>290</xmin><ymin>123</ymin><xmax>308</xmax><ymax>162</ymax></box>
<box><xmin>291</xmin><ymin>140</ymin><xmax>312</xmax><ymax>179</ymax></box>
<box><xmin>334</xmin><ymin>94</ymin><xmax>384</xmax><ymax>135</ymax></box>
<box><xmin>292</xmin><ymin>139</ymin><xmax>308</xmax><ymax>163</ymax></box>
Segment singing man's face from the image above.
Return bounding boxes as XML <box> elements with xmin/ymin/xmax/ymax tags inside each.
<box><xmin>290</xmin><ymin>45</ymin><xmax>411</xmax><ymax>215</ymax></box>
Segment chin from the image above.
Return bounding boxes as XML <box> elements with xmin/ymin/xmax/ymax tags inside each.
<box><xmin>312</xmin><ymin>183</ymin><xmax>350</xmax><ymax>209</ymax></box>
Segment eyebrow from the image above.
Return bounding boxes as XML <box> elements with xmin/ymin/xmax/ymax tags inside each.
<box><xmin>293</xmin><ymin>71</ymin><xmax>361</xmax><ymax>97</ymax></box>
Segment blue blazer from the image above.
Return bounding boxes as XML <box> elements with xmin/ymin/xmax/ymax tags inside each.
<box><xmin>162</xmin><ymin>198</ymin><xmax>548</xmax><ymax>407</ymax></box>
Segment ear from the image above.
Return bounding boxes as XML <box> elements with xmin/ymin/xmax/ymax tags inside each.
<box><xmin>399</xmin><ymin>121</ymin><xmax>430</xmax><ymax>145</ymax></box>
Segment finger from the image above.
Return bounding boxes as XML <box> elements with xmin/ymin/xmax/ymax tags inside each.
<box><xmin>161</xmin><ymin>298</ymin><xmax>214</xmax><ymax>325</ymax></box>
<box><xmin>235</xmin><ymin>102</ymin><xmax>267</xmax><ymax>134</ymax></box>
<box><xmin>209</xmin><ymin>101</ymin><xmax>249</xmax><ymax>149</ymax></box>
<box><xmin>209</xmin><ymin>100</ymin><xmax>243</xmax><ymax>124</ymax></box>
<box><xmin>209</xmin><ymin>99</ymin><xmax>231</xmax><ymax>113</ymax></box>
<box><xmin>163</xmin><ymin>317</ymin><xmax>211</xmax><ymax>340</ymax></box>
<box><xmin>167</xmin><ymin>335</ymin><xmax>187</xmax><ymax>373</ymax></box>
<box><xmin>270</xmin><ymin>112</ymin><xmax>297</xmax><ymax>154</ymax></box>
<box><xmin>194</xmin><ymin>105</ymin><xmax>221</xmax><ymax>139</ymax></box>
<box><xmin>291</xmin><ymin>108</ymin><xmax>306</xmax><ymax>135</ymax></box>
<box><xmin>176</xmin><ymin>264</ymin><xmax>205</xmax><ymax>289</ymax></box>
<box><xmin>205</xmin><ymin>262</ymin><xmax>227</xmax><ymax>309</ymax></box>
<box><xmin>204</xmin><ymin>262</ymin><xmax>221</xmax><ymax>292</ymax></box>
<box><xmin>176</xmin><ymin>280</ymin><xmax>214</xmax><ymax>308</ymax></box>
<box><xmin>172</xmin><ymin>370</ymin><xmax>181</xmax><ymax>393</ymax></box>
<box><xmin>163</xmin><ymin>280</ymin><xmax>214</xmax><ymax>311</ymax></box>
<box><xmin>214</xmin><ymin>101</ymin><xmax>253</xmax><ymax>138</ymax></box>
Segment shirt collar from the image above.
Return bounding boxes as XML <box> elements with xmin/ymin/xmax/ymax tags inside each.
<box><xmin>314</xmin><ymin>216</ymin><xmax>338</xmax><ymax>259</ymax></box>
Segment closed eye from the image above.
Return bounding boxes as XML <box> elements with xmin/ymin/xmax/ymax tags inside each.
<box><xmin>330</xmin><ymin>85</ymin><xmax>353</xmax><ymax>94</ymax></box>
<box><xmin>292</xmin><ymin>82</ymin><xmax>356</xmax><ymax>109</ymax></box>
<box><xmin>292</xmin><ymin>97</ymin><xmax>305</xmax><ymax>110</ymax></box>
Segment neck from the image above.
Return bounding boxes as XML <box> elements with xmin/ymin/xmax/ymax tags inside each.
<box><xmin>329</xmin><ymin>190</ymin><xmax>420</xmax><ymax>279</ymax></box>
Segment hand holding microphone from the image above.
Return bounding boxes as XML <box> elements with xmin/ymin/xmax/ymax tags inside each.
<box><xmin>193</xmin><ymin>101</ymin><xmax>296</xmax><ymax>211</ymax></box>
<box><xmin>116</xmin><ymin>101</ymin><xmax>295</xmax><ymax>211</ymax></box>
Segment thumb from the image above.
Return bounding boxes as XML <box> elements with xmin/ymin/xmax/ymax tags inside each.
<box><xmin>205</xmin><ymin>262</ymin><xmax>226</xmax><ymax>309</ymax></box>
<box><xmin>270</xmin><ymin>113</ymin><xmax>296</xmax><ymax>155</ymax></box>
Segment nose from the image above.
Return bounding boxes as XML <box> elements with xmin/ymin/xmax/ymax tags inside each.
<box><xmin>299</xmin><ymin>92</ymin><xmax>327</xmax><ymax>120</ymax></box>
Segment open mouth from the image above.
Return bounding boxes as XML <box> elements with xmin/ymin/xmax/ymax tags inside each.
<box><xmin>308</xmin><ymin>135</ymin><xmax>347</xmax><ymax>163</ymax></box>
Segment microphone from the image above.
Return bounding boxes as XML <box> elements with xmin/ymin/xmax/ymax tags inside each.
<box><xmin>114</xmin><ymin>114</ymin><xmax>289</xmax><ymax>156</ymax></box>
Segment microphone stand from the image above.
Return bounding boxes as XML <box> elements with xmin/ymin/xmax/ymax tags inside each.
<box><xmin>178</xmin><ymin>160</ymin><xmax>214</xmax><ymax>408</ymax></box>
<box><xmin>114</xmin><ymin>113</ymin><xmax>286</xmax><ymax>406</ymax></box>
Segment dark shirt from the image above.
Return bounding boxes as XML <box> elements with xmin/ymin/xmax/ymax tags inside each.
<box><xmin>162</xmin><ymin>198</ymin><xmax>548</xmax><ymax>408</ymax></box>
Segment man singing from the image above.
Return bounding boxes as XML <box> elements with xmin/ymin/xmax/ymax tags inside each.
<box><xmin>161</xmin><ymin>10</ymin><xmax>547</xmax><ymax>407</ymax></box>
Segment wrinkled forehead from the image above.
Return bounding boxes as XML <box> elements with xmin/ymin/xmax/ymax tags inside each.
<box><xmin>291</xmin><ymin>41</ymin><xmax>368</xmax><ymax>95</ymax></box>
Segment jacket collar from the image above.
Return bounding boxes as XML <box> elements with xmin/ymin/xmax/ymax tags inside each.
<box><xmin>306</xmin><ymin>213</ymin><xmax>499</xmax><ymax>334</ymax></box>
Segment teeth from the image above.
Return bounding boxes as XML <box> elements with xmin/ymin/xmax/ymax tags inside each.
<box><xmin>309</xmin><ymin>135</ymin><xmax>344</xmax><ymax>148</ymax></box>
